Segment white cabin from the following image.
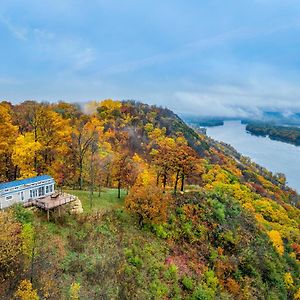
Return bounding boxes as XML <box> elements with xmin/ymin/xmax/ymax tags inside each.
<box><xmin>0</xmin><ymin>175</ymin><xmax>55</xmax><ymax>209</ymax></box>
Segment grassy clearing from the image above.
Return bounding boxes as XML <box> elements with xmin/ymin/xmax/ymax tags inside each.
<box><xmin>64</xmin><ymin>188</ymin><xmax>126</xmax><ymax>213</ymax></box>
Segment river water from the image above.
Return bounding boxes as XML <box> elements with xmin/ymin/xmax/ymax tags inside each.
<box><xmin>205</xmin><ymin>121</ymin><xmax>300</xmax><ymax>192</ymax></box>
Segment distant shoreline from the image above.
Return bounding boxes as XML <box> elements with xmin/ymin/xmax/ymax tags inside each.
<box><xmin>245</xmin><ymin>123</ymin><xmax>300</xmax><ymax>146</ymax></box>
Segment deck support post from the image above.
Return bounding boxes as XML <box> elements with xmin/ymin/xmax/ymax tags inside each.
<box><xmin>58</xmin><ymin>207</ymin><xmax>61</xmax><ymax>217</ymax></box>
<box><xmin>47</xmin><ymin>210</ymin><xmax>49</xmax><ymax>221</ymax></box>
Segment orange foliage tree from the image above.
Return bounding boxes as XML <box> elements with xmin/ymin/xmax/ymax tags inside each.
<box><xmin>125</xmin><ymin>181</ymin><xmax>172</xmax><ymax>226</ymax></box>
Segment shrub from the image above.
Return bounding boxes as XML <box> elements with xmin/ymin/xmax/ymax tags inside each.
<box><xmin>12</xmin><ymin>204</ymin><xmax>33</xmax><ymax>224</ymax></box>
<box><xmin>182</xmin><ymin>222</ymin><xmax>194</xmax><ymax>240</ymax></box>
<box><xmin>182</xmin><ymin>276</ymin><xmax>194</xmax><ymax>291</ymax></box>
<box><xmin>191</xmin><ymin>285</ymin><xmax>214</xmax><ymax>300</ymax></box>
<box><xmin>210</xmin><ymin>200</ymin><xmax>225</xmax><ymax>222</ymax></box>
<box><xmin>149</xmin><ymin>279</ymin><xmax>168</xmax><ymax>299</ymax></box>
<box><xmin>204</xmin><ymin>270</ymin><xmax>218</xmax><ymax>291</ymax></box>
<box><xmin>154</xmin><ymin>224</ymin><xmax>169</xmax><ymax>239</ymax></box>
<box><xmin>124</xmin><ymin>248</ymin><xmax>143</xmax><ymax>268</ymax></box>
<box><xmin>164</xmin><ymin>264</ymin><xmax>178</xmax><ymax>281</ymax></box>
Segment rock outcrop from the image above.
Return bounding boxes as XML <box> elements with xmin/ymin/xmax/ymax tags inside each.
<box><xmin>69</xmin><ymin>197</ymin><xmax>83</xmax><ymax>214</ymax></box>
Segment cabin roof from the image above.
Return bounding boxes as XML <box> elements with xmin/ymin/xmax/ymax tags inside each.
<box><xmin>0</xmin><ymin>175</ymin><xmax>53</xmax><ymax>191</ymax></box>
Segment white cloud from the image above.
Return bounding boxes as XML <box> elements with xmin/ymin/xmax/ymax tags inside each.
<box><xmin>0</xmin><ymin>15</ymin><xmax>28</xmax><ymax>41</ymax></box>
<box><xmin>170</xmin><ymin>77</ymin><xmax>300</xmax><ymax>118</ymax></box>
<box><xmin>72</xmin><ymin>48</ymin><xmax>96</xmax><ymax>71</ymax></box>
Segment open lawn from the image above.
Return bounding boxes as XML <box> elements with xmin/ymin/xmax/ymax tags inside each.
<box><xmin>65</xmin><ymin>188</ymin><xmax>126</xmax><ymax>213</ymax></box>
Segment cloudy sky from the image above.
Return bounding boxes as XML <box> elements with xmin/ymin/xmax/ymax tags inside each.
<box><xmin>1</xmin><ymin>0</ymin><xmax>300</xmax><ymax>117</ymax></box>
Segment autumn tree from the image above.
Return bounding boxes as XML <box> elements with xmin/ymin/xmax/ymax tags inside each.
<box><xmin>91</xmin><ymin>142</ymin><xmax>114</xmax><ymax>196</ymax></box>
<box><xmin>69</xmin><ymin>282</ymin><xmax>81</xmax><ymax>300</ymax></box>
<box><xmin>34</xmin><ymin>108</ymin><xmax>72</xmax><ymax>172</ymax></box>
<box><xmin>71</xmin><ymin>116</ymin><xmax>103</xmax><ymax>189</ymax></box>
<box><xmin>15</xmin><ymin>279</ymin><xmax>39</xmax><ymax>300</ymax></box>
<box><xmin>12</xmin><ymin>101</ymin><xmax>72</xmax><ymax>174</ymax></box>
<box><xmin>125</xmin><ymin>180</ymin><xmax>172</xmax><ymax>226</ymax></box>
<box><xmin>12</xmin><ymin>133</ymin><xmax>42</xmax><ymax>179</ymax></box>
<box><xmin>172</xmin><ymin>137</ymin><xmax>201</xmax><ymax>194</ymax></box>
<box><xmin>97</xmin><ymin>99</ymin><xmax>122</xmax><ymax>124</ymax></box>
<box><xmin>111</xmin><ymin>151</ymin><xmax>136</xmax><ymax>198</ymax></box>
<box><xmin>151</xmin><ymin>137</ymin><xmax>177</xmax><ymax>191</ymax></box>
<box><xmin>52</xmin><ymin>101</ymin><xmax>82</xmax><ymax>120</ymax></box>
<box><xmin>0</xmin><ymin>102</ymin><xmax>19</xmax><ymax>181</ymax></box>
<box><xmin>12</xmin><ymin>101</ymin><xmax>41</xmax><ymax>171</ymax></box>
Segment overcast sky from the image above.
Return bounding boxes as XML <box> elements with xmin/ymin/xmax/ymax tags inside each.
<box><xmin>1</xmin><ymin>0</ymin><xmax>300</xmax><ymax>117</ymax></box>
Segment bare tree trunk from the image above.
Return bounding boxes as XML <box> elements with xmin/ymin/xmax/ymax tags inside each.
<box><xmin>34</xmin><ymin>156</ymin><xmax>38</xmax><ymax>174</ymax></box>
<box><xmin>79</xmin><ymin>160</ymin><xmax>83</xmax><ymax>190</ymax></box>
<box><xmin>138</xmin><ymin>214</ymin><xmax>143</xmax><ymax>228</ymax></box>
<box><xmin>180</xmin><ymin>174</ymin><xmax>185</xmax><ymax>192</ymax></box>
<box><xmin>156</xmin><ymin>173</ymin><xmax>160</xmax><ymax>186</ymax></box>
<box><xmin>89</xmin><ymin>151</ymin><xmax>94</xmax><ymax>209</ymax></box>
<box><xmin>118</xmin><ymin>180</ymin><xmax>121</xmax><ymax>199</ymax></box>
<box><xmin>163</xmin><ymin>173</ymin><xmax>167</xmax><ymax>192</ymax></box>
<box><xmin>106</xmin><ymin>173</ymin><xmax>110</xmax><ymax>188</ymax></box>
<box><xmin>14</xmin><ymin>165</ymin><xmax>18</xmax><ymax>180</ymax></box>
<box><xmin>34</xmin><ymin>126</ymin><xmax>38</xmax><ymax>173</ymax></box>
<box><xmin>174</xmin><ymin>170</ymin><xmax>180</xmax><ymax>195</ymax></box>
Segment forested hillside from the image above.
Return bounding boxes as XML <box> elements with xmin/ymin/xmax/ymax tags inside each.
<box><xmin>0</xmin><ymin>100</ymin><xmax>299</xmax><ymax>299</ymax></box>
<box><xmin>246</xmin><ymin>123</ymin><xmax>300</xmax><ymax>146</ymax></box>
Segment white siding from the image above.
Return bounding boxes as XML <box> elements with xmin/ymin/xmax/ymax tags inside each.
<box><xmin>0</xmin><ymin>180</ymin><xmax>55</xmax><ymax>209</ymax></box>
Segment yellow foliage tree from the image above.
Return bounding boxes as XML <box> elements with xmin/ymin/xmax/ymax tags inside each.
<box><xmin>12</xmin><ymin>132</ymin><xmax>42</xmax><ymax>179</ymax></box>
<box><xmin>0</xmin><ymin>103</ymin><xmax>19</xmax><ymax>180</ymax></box>
<box><xmin>267</xmin><ymin>230</ymin><xmax>284</xmax><ymax>255</ymax></box>
<box><xmin>69</xmin><ymin>282</ymin><xmax>81</xmax><ymax>300</ymax></box>
<box><xmin>294</xmin><ymin>288</ymin><xmax>300</xmax><ymax>300</ymax></box>
<box><xmin>99</xmin><ymin>99</ymin><xmax>122</xmax><ymax>110</ymax></box>
<box><xmin>15</xmin><ymin>279</ymin><xmax>39</xmax><ymax>300</ymax></box>
<box><xmin>35</xmin><ymin>108</ymin><xmax>72</xmax><ymax>172</ymax></box>
<box><xmin>283</xmin><ymin>272</ymin><xmax>294</xmax><ymax>289</ymax></box>
<box><xmin>0</xmin><ymin>103</ymin><xmax>18</xmax><ymax>153</ymax></box>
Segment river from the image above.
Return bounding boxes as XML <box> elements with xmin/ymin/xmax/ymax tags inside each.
<box><xmin>205</xmin><ymin>121</ymin><xmax>300</xmax><ymax>192</ymax></box>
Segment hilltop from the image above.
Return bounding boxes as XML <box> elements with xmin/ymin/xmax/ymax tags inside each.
<box><xmin>0</xmin><ymin>100</ymin><xmax>299</xmax><ymax>299</ymax></box>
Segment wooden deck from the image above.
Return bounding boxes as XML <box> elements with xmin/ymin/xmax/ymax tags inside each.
<box><xmin>25</xmin><ymin>192</ymin><xmax>76</xmax><ymax>211</ymax></box>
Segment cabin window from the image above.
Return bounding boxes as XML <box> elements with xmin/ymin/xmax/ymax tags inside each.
<box><xmin>30</xmin><ymin>190</ymin><xmax>33</xmax><ymax>198</ymax></box>
<box><xmin>46</xmin><ymin>186</ymin><xmax>49</xmax><ymax>193</ymax></box>
<box><xmin>38</xmin><ymin>186</ymin><xmax>45</xmax><ymax>197</ymax></box>
<box><xmin>5</xmin><ymin>195</ymin><xmax>12</xmax><ymax>201</ymax></box>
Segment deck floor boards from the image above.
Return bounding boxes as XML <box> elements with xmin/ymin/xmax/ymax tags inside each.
<box><xmin>25</xmin><ymin>193</ymin><xmax>76</xmax><ymax>210</ymax></box>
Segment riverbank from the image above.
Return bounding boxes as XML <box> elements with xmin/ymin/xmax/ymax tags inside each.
<box><xmin>205</xmin><ymin>121</ymin><xmax>300</xmax><ymax>192</ymax></box>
